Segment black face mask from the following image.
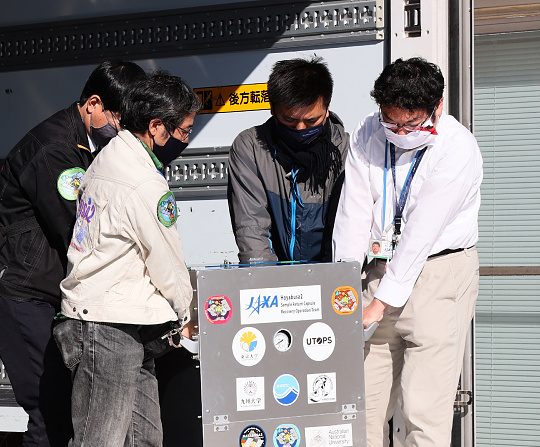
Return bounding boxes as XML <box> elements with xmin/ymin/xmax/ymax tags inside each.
<box><xmin>153</xmin><ymin>135</ymin><xmax>188</xmax><ymax>166</ymax></box>
<box><xmin>90</xmin><ymin>114</ymin><xmax>118</xmax><ymax>151</ymax></box>
<box><xmin>274</xmin><ymin>118</ymin><xmax>324</xmax><ymax>150</ymax></box>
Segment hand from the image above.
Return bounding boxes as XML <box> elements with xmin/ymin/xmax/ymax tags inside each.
<box><xmin>362</xmin><ymin>298</ymin><xmax>387</xmax><ymax>327</ymax></box>
<box><xmin>181</xmin><ymin>320</ymin><xmax>197</xmax><ymax>339</ymax></box>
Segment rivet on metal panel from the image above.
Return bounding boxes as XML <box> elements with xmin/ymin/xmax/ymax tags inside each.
<box><xmin>203</xmin><ymin>331</ymin><xmax>207</xmax><ymax>335</ymax></box>
<box><xmin>201</xmin><ymin>275</ymin><xmax>205</xmax><ymax>279</ymax></box>
<box><xmin>248</xmin><ymin>272</ymin><xmax>252</xmax><ymax>276</ymax></box>
<box><xmin>307</xmin><ymin>269</ymin><xmax>312</xmax><ymax>273</ymax></box>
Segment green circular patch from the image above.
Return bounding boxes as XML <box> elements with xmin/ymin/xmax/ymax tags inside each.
<box><xmin>57</xmin><ymin>167</ymin><xmax>85</xmax><ymax>201</ymax></box>
<box><xmin>157</xmin><ymin>191</ymin><xmax>178</xmax><ymax>227</ymax></box>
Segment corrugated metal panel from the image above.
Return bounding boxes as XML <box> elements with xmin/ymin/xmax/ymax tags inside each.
<box><xmin>474</xmin><ymin>30</ymin><xmax>540</xmax><ymax>447</ymax></box>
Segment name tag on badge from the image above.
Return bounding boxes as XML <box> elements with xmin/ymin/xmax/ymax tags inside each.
<box><xmin>369</xmin><ymin>237</ymin><xmax>393</xmax><ymax>260</ymax></box>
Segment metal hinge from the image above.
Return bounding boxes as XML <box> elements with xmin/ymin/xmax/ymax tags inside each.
<box><xmin>341</xmin><ymin>403</ymin><xmax>358</xmax><ymax>421</ymax></box>
<box><xmin>404</xmin><ymin>0</ymin><xmax>421</xmax><ymax>37</ymax></box>
<box><xmin>213</xmin><ymin>414</ymin><xmax>230</xmax><ymax>432</ymax></box>
<box><xmin>454</xmin><ymin>390</ymin><xmax>472</xmax><ymax>409</ymax></box>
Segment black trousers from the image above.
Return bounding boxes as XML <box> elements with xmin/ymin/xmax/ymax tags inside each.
<box><xmin>0</xmin><ymin>297</ymin><xmax>72</xmax><ymax>447</ymax></box>
<box><xmin>155</xmin><ymin>348</ymin><xmax>203</xmax><ymax>447</ymax></box>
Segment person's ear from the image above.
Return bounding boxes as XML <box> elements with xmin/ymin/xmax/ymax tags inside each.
<box><xmin>148</xmin><ymin>118</ymin><xmax>163</xmax><ymax>138</ymax></box>
<box><xmin>85</xmin><ymin>95</ymin><xmax>103</xmax><ymax>113</ymax></box>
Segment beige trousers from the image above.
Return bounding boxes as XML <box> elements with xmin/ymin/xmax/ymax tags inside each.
<box><xmin>363</xmin><ymin>248</ymin><xmax>479</xmax><ymax>447</ymax></box>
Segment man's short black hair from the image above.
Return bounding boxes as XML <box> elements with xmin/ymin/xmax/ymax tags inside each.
<box><xmin>267</xmin><ymin>56</ymin><xmax>333</xmax><ymax>109</ymax></box>
<box><xmin>371</xmin><ymin>57</ymin><xmax>444</xmax><ymax>114</ymax></box>
<box><xmin>120</xmin><ymin>71</ymin><xmax>201</xmax><ymax>134</ymax></box>
<box><xmin>79</xmin><ymin>60</ymin><xmax>146</xmax><ymax>113</ymax></box>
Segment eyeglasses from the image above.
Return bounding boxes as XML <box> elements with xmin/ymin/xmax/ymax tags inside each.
<box><xmin>177</xmin><ymin>126</ymin><xmax>193</xmax><ymax>136</ymax></box>
<box><xmin>170</xmin><ymin>125</ymin><xmax>193</xmax><ymax>142</ymax></box>
<box><xmin>379</xmin><ymin>108</ymin><xmax>436</xmax><ymax>133</ymax></box>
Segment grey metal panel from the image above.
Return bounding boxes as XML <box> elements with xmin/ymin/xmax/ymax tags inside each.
<box><xmin>0</xmin><ymin>1</ymin><xmax>382</xmax><ymax>72</ymax></box>
<box><xmin>0</xmin><ymin>0</ymin><xmax>260</xmax><ymax>27</ymax></box>
<box><xmin>193</xmin><ymin>262</ymin><xmax>367</xmax><ymax>446</ymax></box>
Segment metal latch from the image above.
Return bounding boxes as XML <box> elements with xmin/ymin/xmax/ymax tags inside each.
<box><xmin>454</xmin><ymin>390</ymin><xmax>472</xmax><ymax>410</ymax></box>
<box><xmin>213</xmin><ymin>414</ymin><xmax>230</xmax><ymax>432</ymax></box>
<box><xmin>404</xmin><ymin>0</ymin><xmax>421</xmax><ymax>37</ymax></box>
<box><xmin>341</xmin><ymin>403</ymin><xmax>358</xmax><ymax>421</ymax></box>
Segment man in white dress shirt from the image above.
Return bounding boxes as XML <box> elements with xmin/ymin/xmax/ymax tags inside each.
<box><xmin>333</xmin><ymin>58</ymin><xmax>482</xmax><ymax>446</ymax></box>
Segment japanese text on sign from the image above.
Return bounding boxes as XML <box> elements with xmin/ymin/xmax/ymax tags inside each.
<box><xmin>194</xmin><ymin>83</ymin><xmax>270</xmax><ymax>114</ymax></box>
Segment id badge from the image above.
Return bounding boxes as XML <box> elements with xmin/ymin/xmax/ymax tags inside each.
<box><xmin>368</xmin><ymin>237</ymin><xmax>393</xmax><ymax>260</ymax></box>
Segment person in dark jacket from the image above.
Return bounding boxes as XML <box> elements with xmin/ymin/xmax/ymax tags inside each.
<box><xmin>228</xmin><ymin>56</ymin><xmax>349</xmax><ymax>263</ymax></box>
<box><xmin>0</xmin><ymin>60</ymin><xmax>146</xmax><ymax>447</ymax></box>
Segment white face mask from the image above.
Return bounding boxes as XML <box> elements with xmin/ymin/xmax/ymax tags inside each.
<box><xmin>383</xmin><ymin>127</ymin><xmax>437</xmax><ymax>150</ymax></box>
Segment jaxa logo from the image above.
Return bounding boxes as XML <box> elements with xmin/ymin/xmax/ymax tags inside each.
<box><xmin>246</xmin><ymin>294</ymin><xmax>278</xmax><ymax>316</ymax></box>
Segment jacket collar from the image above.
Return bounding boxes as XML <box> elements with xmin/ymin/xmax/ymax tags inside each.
<box><xmin>117</xmin><ymin>129</ymin><xmax>162</xmax><ymax>171</ymax></box>
<box><xmin>67</xmin><ymin>102</ymin><xmax>92</xmax><ymax>154</ymax></box>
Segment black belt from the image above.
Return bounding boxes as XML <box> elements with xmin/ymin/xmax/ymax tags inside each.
<box><xmin>428</xmin><ymin>246</ymin><xmax>474</xmax><ymax>259</ymax></box>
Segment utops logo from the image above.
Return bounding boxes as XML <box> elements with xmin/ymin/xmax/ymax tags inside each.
<box><xmin>273</xmin><ymin>374</ymin><xmax>300</xmax><ymax>406</ymax></box>
<box><xmin>232</xmin><ymin>327</ymin><xmax>266</xmax><ymax>367</ymax></box>
<box><xmin>303</xmin><ymin>322</ymin><xmax>336</xmax><ymax>362</ymax></box>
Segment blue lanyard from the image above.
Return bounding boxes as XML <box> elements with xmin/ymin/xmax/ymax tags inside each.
<box><xmin>383</xmin><ymin>143</ymin><xmax>427</xmax><ymax>237</ymax></box>
<box><xmin>288</xmin><ymin>168</ymin><xmax>304</xmax><ymax>260</ymax></box>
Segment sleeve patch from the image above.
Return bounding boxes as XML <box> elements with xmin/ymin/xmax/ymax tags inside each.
<box><xmin>57</xmin><ymin>167</ymin><xmax>85</xmax><ymax>201</ymax></box>
<box><xmin>157</xmin><ymin>191</ymin><xmax>178</xmax><ymax>227</ymax></box>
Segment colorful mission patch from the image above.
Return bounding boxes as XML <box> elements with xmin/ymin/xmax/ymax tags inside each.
<box><xmin>332</xmin><ymin>286</ymin><xmax>359</xmax><ymax>315</ymax></box>
<box><xmin>157</xmin><ymin>191</ymin><xmax>178</xmax><ymax>227</ymax></box>
<box><xmin>57</xmin><ymin>167</ymin><xmax>85</xmax><ymax>201</ymax></box>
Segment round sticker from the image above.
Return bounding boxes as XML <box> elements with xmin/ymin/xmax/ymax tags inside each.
<box><xmin>204</xmin><ymin>295</ymin><xmax>233</xmax><ymax>325</ymax></box>
<box><xmin>273</xmin><ymin>424</ymin><xmax>301</xmax><ymax>447</ymax></box>
<box><xmin>302</xmin><ymin>322</ymin><xmax>335</xmax><ymax>362</ymax></box>
<box><xmin>239</xmin><ymin>425</ymin><xmax>266</xmax><ymax>447</ymax></box>
<box><xmin>232</xmin><ymin>327</ymin><xmax>266</xmax><ymax>367</ymax></box>
<box><xmin>157</xmin><ymin>191</ymin><xmax>178</xmax><ymax>227</ymax></box>
<box><xmin>57</xmin><ymin>167</ymin><xmax>85</xmax><ymax>201</ymax></box>
<box><xmin>332</xmin><ymin>286</ymin><xmax>359</xmax><ymax>315</ymax></box>
<box><xmin>273</xmin><ymin>374</ymin><xmax>300</xmax><ymax>406</ymax></box>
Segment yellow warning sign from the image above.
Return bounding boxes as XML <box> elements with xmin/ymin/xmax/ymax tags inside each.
<box><xmin>194</xmin><ymin>83</ymin><xmax>270</xmax><ymax>114</ymax></box>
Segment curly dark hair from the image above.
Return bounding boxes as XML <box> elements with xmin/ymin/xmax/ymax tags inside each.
<box><xmin>267</xmin><ymin>56</ymin><xmax>333</xmax><ymax>109</ymax></box>
<box><xmin>371</xmin><ymin>57</ymin><xmax>444</xmax><ymax>114</ymax></box>
<box><xmin>120</xmin><ymin>70</ymin><xmax>201</xmax><ymax>134</ymax></box>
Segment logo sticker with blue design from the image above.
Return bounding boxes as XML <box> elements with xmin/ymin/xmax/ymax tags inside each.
<box><xmin>57</xmin><ymin>167</ymin><xmax>85</xmax><ymax>201</ymax></box>
<box><xmin>157</xmin><ymin>191</ymin><xmax>178</xmax><ymax>227</ymax></box>
<box><xmin>239</xmin><ymin>424</ymin><xmax>266</xmax><ymax>447</ymax></box>
<box><xmin>273</xmin><ymin>424</ymin><xmax>301</xmax><ymax>447</ymax></box>
<box><xmin>273</xmin><ymin>374</ymin><xmax>300</xmax><ymax>406</ymax></box>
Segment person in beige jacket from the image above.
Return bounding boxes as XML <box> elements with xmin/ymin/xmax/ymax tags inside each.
<box><xmin>54</xmin><ymin>72</ymin><xmax>200</xmax><ymax>447</ymax></box>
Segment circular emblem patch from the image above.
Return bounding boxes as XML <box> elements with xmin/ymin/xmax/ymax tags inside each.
<box><xmin>239</xmin><ymin>425</ymin><xmax>266</xmax><ymax>447</ymax></box>
<box><xmin>273</xmin><ymin>424</ymin><xmax>301</xmax><ymax>447</ymax></box>
<box><xmin>204</xmin><ymin>295</ymin><xmax>233</xmax><ymax>325</ymax></box>
<box><xmin>273</xmin><ymin>374</ymin><xmax>300</xmax><ymax>406</ymax></box>
<box><xmin>157</xmin><ymin>191</ymin><xmax>178</xmax><ymax>227</ymax></box>
<box><xmin>332</xmin><ymin>286</ymin><xmax>359</xmax><ymax>315</ymax></box>
<box><xmin>57</xmin><ymin>167</ymin><xmax>85</xmax><ymax>201</ymax></box>
<box><xmin>232</xmin><ymin>327</ymin><xmax>266</xmax><ymax>367</ymax></box>
<box><xmin>303</xmin><ymin>322</ymin><xmax>335</xmax><ymax>362</ymax></box>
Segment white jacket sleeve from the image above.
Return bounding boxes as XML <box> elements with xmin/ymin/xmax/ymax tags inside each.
<box><xmin>332</xmin><ymin>121</ymin><xmax>374</xmax><ymax>263</ymax></box>
<box><xmin>123</xmin><ymin>179</ymin><xmax>193</xmax><ymax>321</ymax></box>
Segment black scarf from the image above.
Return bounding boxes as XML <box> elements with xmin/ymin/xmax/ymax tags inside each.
<box><xmin>270</xmin><ymin>117</ymin><xmax>342</xmax><ymax>193</ymax></box>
